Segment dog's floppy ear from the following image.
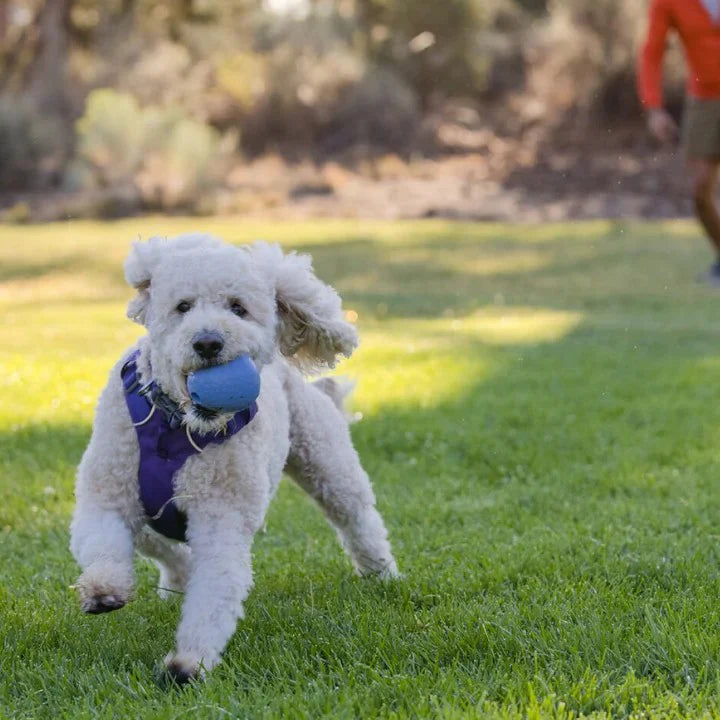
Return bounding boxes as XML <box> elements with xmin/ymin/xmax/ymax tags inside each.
<box><xmin>124</xmin><ymin>237</ymin><xmax>163</xmax><ymax>325</ymax></box>
<box><xmin>251</xmin><ymin>242</ymin><xmax>358</xmax><ymax>372</ymax></box>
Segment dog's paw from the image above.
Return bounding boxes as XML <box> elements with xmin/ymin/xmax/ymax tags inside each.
<box><xmin>376</xmin><ymin>562</ymin><xmax>401</xmax><ymax>581</ymax></box>
<box><xmin>75</xmin><ymin>562</ymin><xmax>133</xmax><ymax>614</ymax></box>
<box><xmin>81</xmin><ymin>594</ymin><xmax>126</xmax><ymax>614</ymax></box>
<box><xmin>164</xmin><ymin>661</ymin><xmax>198</xmax><ymax>687</ymax></box>
<box><xmin>162</xmin><ymin>653</ymin><xmax>205</xmax><ymax>687</ymax></box>
<box><xmin>356</xmin><ymin>556</ymin><xmax>400</xmax><ymax>580</ymax></box>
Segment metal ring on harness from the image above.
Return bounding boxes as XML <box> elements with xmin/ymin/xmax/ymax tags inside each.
<box><xmin>132</xmin><ymin>402</ymin><xmax>157</xmax><ymax>427</ymax></box>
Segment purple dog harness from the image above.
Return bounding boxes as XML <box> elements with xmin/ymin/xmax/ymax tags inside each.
<box><xmin>121</xmin><ymin>350</ymin><xmax>258</xmax><ymax>541</ymax></box>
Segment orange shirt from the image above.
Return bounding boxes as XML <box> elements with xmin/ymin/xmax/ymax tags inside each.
<box><xmin>638</xmin><ymin>0</ymin><xmax>720</xmax><ymax>108</ymax></box>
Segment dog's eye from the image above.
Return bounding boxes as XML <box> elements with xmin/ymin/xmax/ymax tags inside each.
<box><xmin>176</xmin><ymin>300</ymin><xmax>193</xmax><ymax>314</ymax></box>
<box><xmin>230</xmin><ymin>301</ymin><xmax>247</xmax><ymax>318</ymax></box>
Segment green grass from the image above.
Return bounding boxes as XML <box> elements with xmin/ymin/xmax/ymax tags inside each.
<box><xmin>2</xmin><ymin>217</ymin><xmax>720</xmax><ymax>718</ymax></box>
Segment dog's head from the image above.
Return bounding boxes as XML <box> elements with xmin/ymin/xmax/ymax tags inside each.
<box><xmin>124</xmin><ymin>233</ymin><xmax>357</xmax><ymax>432</ymax></box>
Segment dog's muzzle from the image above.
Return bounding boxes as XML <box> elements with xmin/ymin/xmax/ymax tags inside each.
<box><xmin>192</xmin><ymin>331</ymin><xmax>224</xmax><ymax>360</ymax></box>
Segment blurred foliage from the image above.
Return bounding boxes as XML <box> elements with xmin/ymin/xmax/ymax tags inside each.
<box><xmin>215</xmin><ymin>52</ymin><xmax>267</xmax><ymax>110</ymax></box>
<box><xmin>0</xmin><ymin>98</ymin><xmax>63</xmax><ymax>191</ymax></box>
<box><xmin>329</xmin><ymin>66</ymin><xmax>420</xmax><ymax>151</ymax></box>
<box><xmin>357</xmin><ymin>0</ymin><xmax>488</xmax><ymax>101</ymax></box>
<box><xmin>70</xmin><ymin>88</ymin><xmax>225</xmax><ymax>210</ymax></box>
<box><xmin>73</xmin><ymin>90</ymin><xmax>147</xmax><ymax>187</ymax></box>
<box><xmin>0</xmin><ymin>0</ymin><xmax>684</xmax><ymax>199</ymax></box>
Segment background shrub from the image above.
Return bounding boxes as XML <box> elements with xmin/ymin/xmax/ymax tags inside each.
<box><xmin>0</xmin><ymin>99</ymin><xmax>63</xmax><ymax>191</ymax></box>
<box><xmin>71</xmin><ymin>89</ymin><xmax>226</xmax><ymax>211</ymax></box>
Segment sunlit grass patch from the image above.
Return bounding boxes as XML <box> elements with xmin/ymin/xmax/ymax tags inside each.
<box><xmin>349</xmin><ymin>308</ymin><xmax>582</xmax><ymax>411</ymax></box>
<box><xmin>438</xmin><ymin>307</ymin><xmax>583</xmax><ymax>345</ymax></box>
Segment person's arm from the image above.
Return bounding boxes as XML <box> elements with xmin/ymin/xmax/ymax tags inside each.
<box><xmin>639</xmin><ymin>0</ymin><xmax>671</xmax><ymax>109</ymax></box>
<box><xmin>638</xmin><ymin>0</ymin><xmax>678</xmax><ymax>143</ymax></box>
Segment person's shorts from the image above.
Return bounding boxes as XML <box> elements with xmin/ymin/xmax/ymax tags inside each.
<box><xmin>683</xmin><ymin>97</ymin><xmax>720</xmax><ymax>159</ymax></box>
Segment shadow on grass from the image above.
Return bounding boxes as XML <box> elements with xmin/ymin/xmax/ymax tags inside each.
<box><xmin>0</xmin><ymin>420</ymin><xmax>89</xmax><ymax>473</ymax></box>
<box><xmin>0</xmin><ymin>256</ymin><xmax>88</xmax><ymax>283</ymax></box>
<box><xmin>0</xmin><ymin>421</ymin><xmax>89</xmax><ymax>529</ymax></box>
<box><xmin>290</xmin><ymin>221</ymin><xmax>703</xmax><ymax>319</ymax></box>
<box><xmin>2</xmin><ymin>221</ymin><xmax>703</xmax><ymax>319</ymax></box>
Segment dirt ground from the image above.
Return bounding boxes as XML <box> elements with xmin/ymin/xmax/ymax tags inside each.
<box><xmin>224</xmin><ymin>139</ymin><xmax>691</xmax><ymax>222</ymax></box>
<box><xmin>0</xmin><ymin>136</ymin><xmax>694</xmax><ymax>224</ymax></box>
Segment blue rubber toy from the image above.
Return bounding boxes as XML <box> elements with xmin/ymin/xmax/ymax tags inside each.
<box><xmin>187</xmin><ymin>354</ymin><xmax>261</xmax><ymax>412</ymax></box>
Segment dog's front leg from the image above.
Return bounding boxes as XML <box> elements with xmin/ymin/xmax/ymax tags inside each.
<box><xmin>70</xmin><ymin>500</ymin><xmax>135</xmax><ymax>614</ymax></box>
<box><xmin>164</xmin><ymin>504</ymin><xmax>255</xmax><ymax>683</ymax></box>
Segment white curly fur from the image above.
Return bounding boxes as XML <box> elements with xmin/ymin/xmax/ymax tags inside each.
<box><xmin>70</xmin><ymin>233</ymin><xmax>398</xmax><ymax>681</ymax></box>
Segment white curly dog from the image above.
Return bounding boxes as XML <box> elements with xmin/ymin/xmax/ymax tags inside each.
<box><xmin>70</xmin><ymin>233</ymin><xmax>398</xmax><ymax>683</ymax></box>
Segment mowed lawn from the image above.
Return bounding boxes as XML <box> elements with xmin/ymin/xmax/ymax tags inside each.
<box><xmin>3</xmin><ymin>218</ymin><xmax>720</xmax><ymax>719</ymax></box>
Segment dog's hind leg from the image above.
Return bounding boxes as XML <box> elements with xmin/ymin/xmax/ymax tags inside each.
<box><xmin>285</xmin><ymin>373</ymin><xmax>398</xmax><ymax>579</ymax></box>
<box><xmin>136</xmin><ymin>526</ymin><xmax>191</xmax><ymax>599</ymax></box>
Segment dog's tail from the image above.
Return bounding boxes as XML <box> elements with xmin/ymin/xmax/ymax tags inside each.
<box><xmin>312</xmin><ymin>376</ymin><xmax>359</xmax><ymax>423</ymax></box>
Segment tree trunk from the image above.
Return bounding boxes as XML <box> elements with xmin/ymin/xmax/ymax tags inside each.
<box><xmin>0</xmin><ymin>2</ymin><xmax>8</xmax><ymax>43</ymax></box>
<box><xmin>26</xmin><ymin>0</ymin><xmax>73</xmax><ymax>116</ymax></box>
<box><xmin>23</xmin><ymin>0</ymin><xmax>75</xmax><ymax>176</ymax></box>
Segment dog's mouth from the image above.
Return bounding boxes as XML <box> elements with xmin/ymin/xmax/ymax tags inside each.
<box><xmin>177</xmin><ymin>351</ymin><xmax>252</xmax><ymax>432</ymax></box>
<box><xmin>180</xmin><ymin>373</ymin><xmax>192</xmax><ymax>403</ymax></box>
<box><xmin>186</xmin><ymin>404</ymin><xmax>237</xmax><ymax>436</ymax></box>
<box><xmin>191</xmin><ymin>404</ymin><xmax>219</xmax><ymax>421</ymax></box>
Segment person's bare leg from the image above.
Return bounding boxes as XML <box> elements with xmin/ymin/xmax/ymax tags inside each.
<box><xmin>688</xmin><ymin>157</ymin><xmax>720</xmax><ymax>255</ymax></box>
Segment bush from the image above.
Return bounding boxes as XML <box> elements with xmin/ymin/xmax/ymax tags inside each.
<box><xmin>72</xmin><ymin>89</ymin><xmax>226</xmax><ymax>210</ymax></box>
<box><xmin>327</xmin><ymin>67</ymin><xmax>421</xmax><ymax>153</ymax></box>
<box><xmin>74</xmin><ymin>90</ymin><xmax>146</xmax><ymax>188</ymax></box>
<box><xmin>136</xmin><ymin>106</ymin><xmax>226</xmax><ymax>208</ymax></box>
<box><xmin>359</xmin><ymin>0</ymin><xmax>492</xmax><ymax>101</ymax></box>
<box><xmin>0</xmin><ymin>100</ymin><xmax>63</xmax><ymax>191</ymax></box>
<box><xmin>238</xmin><ymin>43</ymin><xmax>364</xmax><ymax>155</ymax></box>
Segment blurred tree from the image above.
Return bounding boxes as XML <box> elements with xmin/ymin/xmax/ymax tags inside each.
<box><xmin>353</xmin><ymin>0</ymin><xmax>487</xmax><ymax>104</ymax></box>
<box><xmin>0</xmin><ymin>0</ymin><xmax>689</xmax><ymax>199</ymax></box>
<box><xmin>0</xmin><ymin>1</ymin><xmax>39</xmax><ymax>95</ymax></box>
<box><xmin>0</xmin><ymin>3</ymin><xmax>7</xmax><ymax>42</ymax></box>
<box><xmin>26</xmin><ymin>0</ymin><xmax>72</xmax><ymax>114</ymax></box>
<box><xmin>514</xmin><ymin>0</ymin><xmax>547</xmax><ymax>14</ymax></box>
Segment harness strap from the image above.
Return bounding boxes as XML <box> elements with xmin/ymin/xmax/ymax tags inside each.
<box><xmin>121</xmin><ymin>350</ymin><xmax>258</xmax><ymax>541</ymax></box>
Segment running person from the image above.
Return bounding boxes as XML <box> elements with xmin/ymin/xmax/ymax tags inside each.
<box><xmin>639</xmin><ymin>0</ymin><xmax>720</xmax><ymax>280</ymax></box>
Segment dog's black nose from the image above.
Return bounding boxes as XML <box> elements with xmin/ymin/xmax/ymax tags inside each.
<box><xmin>192</xmin><ymin>331</ymin><xmax>224</xmax><ymax>359</ymax></box>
